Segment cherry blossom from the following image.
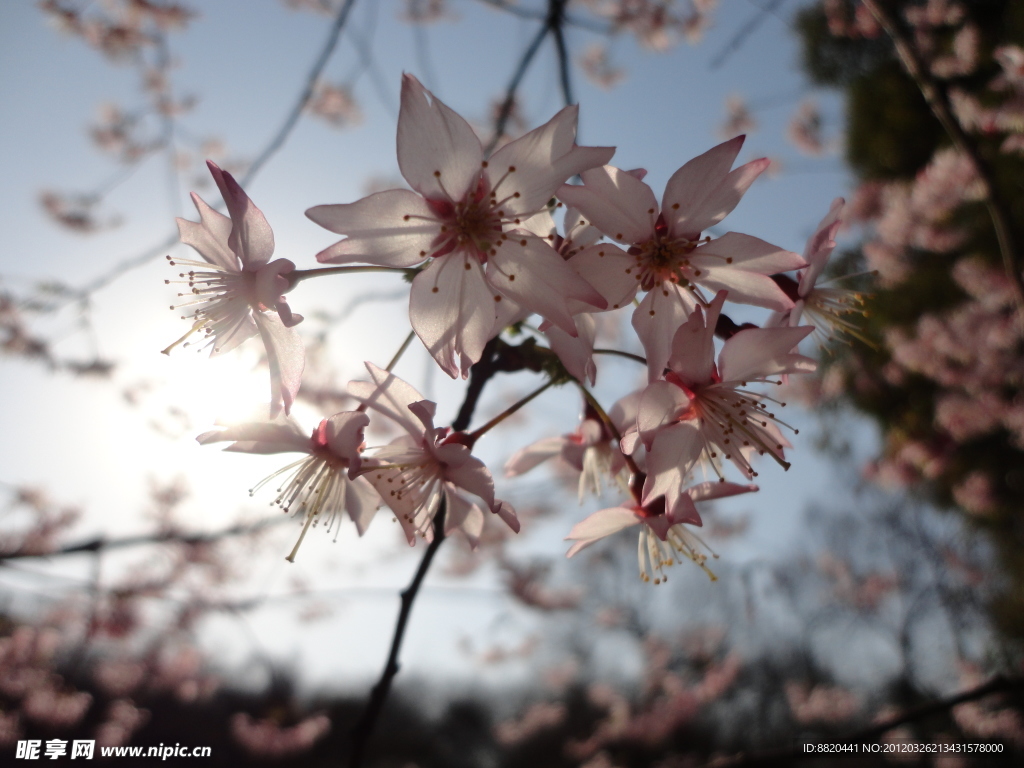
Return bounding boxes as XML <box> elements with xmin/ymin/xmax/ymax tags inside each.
<box><xmin>565</xmin><ymin>477</ymin><xmax>757</xmax><ymax>584</ymax></box>
<box><xmin>505</xmin><ymin>394</ymin><xmax>639</xmax><ymax>500</ymax></box>
<box><xmin>348</xmin><ymin>362</ymin><xmax>519</xmax><ymax>547</ymax></box>
<box><xmin>557</xmin><ymin>137</ymin><xmax>805</xmax><ymax>380</ymax></box>
<box><xmin>306</xmin><ymin>74</ymin><xmax>613</xmax><ymax>378</ymax></box>
<box><xmin>767</xmin><ymin>198</ymin><xmax>869</xmax><ymax>344</ymax></box>
<box><xmin>519</xmin><ymin>202</ymin><xmax>638</xmax><ymax>383</ymax></box>
<box><xmin>164</xmin><ymin>161</ymin><xmax>304</xmax><ymax>417</ymax></box>
<box><xmin>197</xmin><ymin>411</ymin><xmax>378</xmax><ymax>561</ymax></box>
<box><xmin>626</xmin><ymin>292</ymin><xmax>815</xmax><ymax>514</ymax></box>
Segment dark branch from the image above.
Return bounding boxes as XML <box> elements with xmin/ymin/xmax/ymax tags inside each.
<box><xmin>451</xmin><ymin>337</ymin><xmax>547</xmax><ymax>432</ymax></box>
<box><xmin>347</xmin><ymin>499</ymin><xmax>447</xmax><ymax>768</ymax></box>
<box><xmin>240</xmin><ymin>0</ymin><xmax>359</xmax><ymax>185</ymax></box>
<box><xmin>486</xmin><ymin>19</ymin><xmax>552</xmax><ymax>155</ymax></box>
<box><xmin>0</xmin><ymin>516</ymin><xmax>286</xmax><ymax>562</ymax></box>
<box><xmin>549</xmin><ymin>0</ymin><xmax>574</xmax><ymax>108</ymax></box>
<box><xmin>710</xmin><ymin>0</ymin><xmax>787</xmax><ymax>70</ymax></box>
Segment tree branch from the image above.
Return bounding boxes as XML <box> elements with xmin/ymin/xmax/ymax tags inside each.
<box><xmin>486</xmin><ymin>19</ymin><xmax>552</xmax><ymax>155</ymax></box>
<box><xmin>347</xmin><ymin>499</ymin><xmax>447</xmax><ymax>768</ymax></box>
<box><xmin>0</xmin><ymin>516</ymin><xmax>286</xmax><ymax>562</ymax></box>
<box><xmin>549</xmin><ymin>0</ymin><xmax>574</xmax><ymax>108</ymax></box>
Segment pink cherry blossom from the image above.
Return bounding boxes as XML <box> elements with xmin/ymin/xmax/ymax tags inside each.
<box><xmin>767</xmin><ymin>198</ymin><xmax>869</xmax><ymax>344</ymax></box>
<box><xmin>565</xmin><ymin>478</ymin><xmax>757</xmax><ymax>584</ymax></box>
<box><xmin>306</xmin><ymin>74</ymin><xmax>613</xmax><ymax>378</ymax></box>
<box><xmin>196</xmin><ymin>411</ymin><xmax>378</xmax><ymax>561</ymax></box>
<box><xmin>519</xmin><ymin>203</ymin><xmax>638</xmax><ymax>383</ymax></box>
<box><xmin>628</xmin><ymin>291</ymin><xmax>815</xmax><ymax>513</ymax></box>
<box><xmin>164</xmin><ymin>161</ymin><xmax>304</xmax><ymax>417</ymax></box>
<box><xmin>348</xmin><ymin>362</ymin><xmax>518</xmax><ymax>547</ymax></box>
<box><xmin>557</xmin><ymin>137</ymin><xmax>806</xmax><ymax>379</ymax></box>
<box><xmin>505</xmin><ymin>393</ymin><xmax>639</xmax><ymax>500</ymax></box>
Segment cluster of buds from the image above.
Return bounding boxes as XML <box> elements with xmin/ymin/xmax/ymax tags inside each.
<box><xmin>165</xmin><ymin>75</ymin><xmax>863</xmax><ymax>581</ymax></box>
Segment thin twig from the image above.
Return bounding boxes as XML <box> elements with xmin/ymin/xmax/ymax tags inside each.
<box><xmin>474</xmin><ymin>0</ymin><xmax>611</xmax><ymax>33</ymax></box>
<box><xmin>240</xmin><ymin>0</ymin><xmax>359</xmax><ymax>185</ymax></box>
<box><xmin>466</xmin><ymin>379</ymin><xmax>554</xmax><ymax>442</ymax></box>
<box><xmin>0</xmin><ymin>516</ymin><xmax>286</xmax><ymax>562</ymax></box>
<box><xmin>347</xmin><ymin>499</ymin><xmax>447</xmax><ymax>768</ymax></box>
<box><xmin>485</xmin><ymin>21</ymin><xmax>553</xmax><ymax>155</ymax></box>
<box><xmin>549</xmin><ymin>0</ymin><xmax>574</xmax><ymax>108</ymax></box>
<box><xmin>861</xmin><ymin>0</ymin><xmax>1024</xmax><ymax>317</ymax></box>
<box><xmin>72</xmin><ymin>0</ymin><xmax>361</xmax><ymax>300</ymax></box>
<box><xmin>710</xmin><ymin>0</ymin><xmax>787</xmax><ymax>70</ymax></box>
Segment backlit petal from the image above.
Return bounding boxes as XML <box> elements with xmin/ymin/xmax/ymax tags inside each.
<box><xmin>307</xmin><ymin>190</ymin><xmax>438</xmax><ymax>266</ymax></box>
<box><xmin>557</xmin><ymin>165</ymin><xmax>657</xmax><ymax>244</ymax></box>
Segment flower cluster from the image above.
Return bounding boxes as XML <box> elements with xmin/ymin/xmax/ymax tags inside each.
<box><xmin>167</xmin><ymin>75</ymin><xmax>847</xmax><ymax>578</ymax></box>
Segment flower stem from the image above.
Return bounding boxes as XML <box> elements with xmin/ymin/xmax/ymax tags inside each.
<box><xmin>348</xmin><ymin>500</ymin><xmax>447</xmax><ymax>768</ymax></box>
<box><xmin>465</xmin><ymin>379</ymin><xmax>554</xmax><ymax>443</ymax></box>
<box><xmin>289</xmin><ymin>265</ymin><xmax>415</xmax><ymax>286</ymax></box>
<box><xmin>385</xmin><ymin>330</ymin><xmax>416</xmax><ymax>372</ymax></box>
<box><xmin>577</xmin><ymin>384</ymin><xmax>642</xmax><ymax>477</ymax></box>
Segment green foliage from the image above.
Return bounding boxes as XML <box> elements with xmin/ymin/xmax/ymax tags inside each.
<box><xmin>847</xmin><ymin>62</ymin><xmax>944</xmax><ymax>178</ymax></box>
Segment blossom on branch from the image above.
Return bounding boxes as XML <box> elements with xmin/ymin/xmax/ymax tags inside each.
<box><xmin>768</xmin><ymin>197</ymin><xmax>869</xmax><ymax>345</ymax></box>
<box><xmin>557</xmin><ymin>137</ymin><xmax>805</xmax><ymax>380</ymax></box>
<box><xmin>197</xmin><ymin>411</ymin><xmax>378</xmax><ymax>562</ymax></box>
<box><xmin>349</xmin><ymin>362</ymin><xmax>518</xmax><ymax>547</ymax></box>
<box><xmin>164</xmin><ymin>161</ymin><xmax>304</xmax><ymax>417</ymax></box>
<box><xmin>565</xmin><ymin>476</ymin><xmax>757</xmax><ymax>584</ymax></box>
<box><xmin>625</xmin><ymin>291</ymin><xmax>815</xmax><ymax>514</ymax></box>
<box><xmin>306</xmin><ymin>74</ymin><xmax>613</xmax><ymax>378</ymax></box>
<box><xmin>506</xmin><ymin>393</ymin><xmax>639</xmax><ymax>501</ymax></box>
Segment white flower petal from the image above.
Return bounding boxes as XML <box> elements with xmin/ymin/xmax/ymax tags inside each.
<box><xmin>799</xmin><ymin>197</ymin><xmax>845</xmax><ymax>294</ymax></box>
<box><xmin>662</xmin><ymin>136</ymin><xmax>745</xmax><ymax>237</ymax></box>
<box><xmin>667</xmin><ymin>293</ymin><xmax>724</xmax><ymax>388</ymax></box>
<box><xmin>208</xmin><ymin>161</ymin><xmax>275</xmax><ymax>269</ymax></box>
<box><xmin>673</xmin><ymin>154</ymin><xmax>770</xmax><ymax>237</ymax></box>
<box><xmin>557</xmin><ymin>165</ymin><xmax>657</xmax><ymax>244</ymax></box>
<box><xmin>177</xmin><ymin>193</ymin><xmax>237</xmax><ymax>271</ymax></box>
<box><xmin>565</xmin><ymin>506</ymin><xmax>639</xmax><ymax>555</ymax></box>
<box><xmin>642</xmin><ymin>421</ymin><xmax>703</xmax><ymax>508</ymax></box>
<box><xmin>488</xmin><ymin>234</ymin><xmax>604</xmax><ymax>337</ymax></box>
<box><xmin>565</xmin><ymin>243</ymin><xmax>638</xmax><ymax>312</ymax></box>
<box><xmin>444</xmin><ymin>454</ymin><xmax>496</xmax><ymax>510</ymax></box>
<box><xmin>409</xmin><ymin>253</ymin><xmax>496</xmax><ymax>378</ymax></box>
<box><xmin>505</xmin><ymin>436</ymin><xmax>567</xmax><ymax>477</ymax></box>
<box><xmin>324</xmin><ymin>411</ymin><xmax>370</xmax><ymax>467</ymax></box>
<box><xmin>636</xmin><ymin>380</ymin><xmax>691</xmax><ymax>448</ymax></box>
<box><xmin>718</xmin><ymin>326</ymin><xmax>817</xmax><ymax>383</ymax></box>
<box><xmin>196</xmin><ymin>418</ymin><xmax>309</xmax><ymax>454</ymax></box>
<box><xmin>307</xmin><ymin>190</ymin><xmax>439</xmax><ymax>266</ymax></box>
<box><xmin>543</xmin><ymin>313</ymin><xmax>597</xmax><ymax>385</ymax></box>
<box><xmin>631</xmin><ymin>285</ymin><xmax>696</xmax><ymax>381</ymax></box>
<box><xmin>348</xmin><ymin>362</ymin><xmax>428</xmax><ymax>439</ymax></box>
<box><xmin>489</xmin><ymin>105</ymin><xmax>614</xmax><ymax>215</ymax></box>
<box><xmin>694</xmin><ymin>265</ymin><xmax>794</xmax><ymax>311</ymax></box>
<box><xmin>695</xmin><ymin>232</ymin><xmax>806</xmax><ymax>275</ymax></box>
<box><xmin>686</xmin><ymin>480</ymin><xmax>759</xmax><ymax>503</ymax></box>
<box><xmin>345</xmin><ymin>476</ymin><xmax>382</xmax><ymax>536</ymax></box>
<box><xmin>397</xmin><ymin>74</ymin><xmax>483</xmax><ymax>202</ymax></box>
<box><xmin>444</xmin><ymin>489</ymin><xmax>485</xmax><ymax>548</ymax></box>
<box><xmin>253</xmin><ymin>310</ymin><xmax>304</xmax><ymax>418</ymax></box>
